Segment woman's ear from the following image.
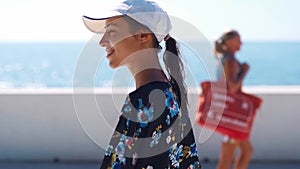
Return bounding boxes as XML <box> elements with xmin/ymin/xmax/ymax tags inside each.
<box><xmin>135</xmin><ymin>29</ymin><xmax>152</xmax><ymax>43</ymax></box>
<box><xmin>140</xmin><ymin>33</ymin><xmax>152</xmax><ymax>43</ymax></box>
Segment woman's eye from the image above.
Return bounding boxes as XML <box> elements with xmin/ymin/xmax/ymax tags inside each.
<box><xmin>107</xmin><ymin>29</ymin><xmax>116</xmax><ymax>33</ymax></box>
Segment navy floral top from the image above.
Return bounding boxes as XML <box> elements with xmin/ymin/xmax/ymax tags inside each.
<box><xmin>100</xmin><ymin>81</ymin><xmax>201</xmax><ymax>169</ymax></box>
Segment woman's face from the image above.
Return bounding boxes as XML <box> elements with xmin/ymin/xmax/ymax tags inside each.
<box><xmin>225</xmin><ymin>35</ymin><xmax>242</xmax><ymax>54</ymax></box>
<box><xmin>99</xmin><ymin>16</ymin><xmax>141</xmax><ymax>68</ymax></box>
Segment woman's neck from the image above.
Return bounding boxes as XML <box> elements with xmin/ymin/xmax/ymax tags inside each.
<box><xmin>134</xmin><ymin>69</ymin><xmax>168</xmax><ymax>88</ymax></box>
<box><xmin>124</xmin><ymin>48</ymin><xmax>167</xmax><ymax>88</ymax></box>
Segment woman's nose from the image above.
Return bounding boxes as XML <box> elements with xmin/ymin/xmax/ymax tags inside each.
<box><xmin>99</xmin><ymin>33</ymin><xmax>108</xmax><ymax>47</ymax></box>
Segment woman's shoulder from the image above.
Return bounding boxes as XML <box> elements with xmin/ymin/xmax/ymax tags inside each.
<box><xmin>124</xmin><ymin>81</ymin><xmax>171</xmax><ymax>112</ymax></box>
<box><xmin>128</xmin><ymin>81</ymin><xmax>177</xmax><ymax>107</ymax></box>
<box><xmin>129</xmin><ymin>81</ymin><xmax>170</xmax><ymax>98</ymax></box>
<box><xmin>125</xmin><ymin>81</ymin><xmax>180</xmax><ymax>119</ymax></box>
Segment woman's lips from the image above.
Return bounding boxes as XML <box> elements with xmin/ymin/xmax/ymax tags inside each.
<box><xmin>106</xmin><ymin>48</ymin><xmax>114</xmax><ymax>58</ymax></box>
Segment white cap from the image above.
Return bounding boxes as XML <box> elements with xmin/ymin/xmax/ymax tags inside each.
<box><xmin>82</xmin><ymin>0</ymin><xmax>172</xmax><ymax>42</ymax></box>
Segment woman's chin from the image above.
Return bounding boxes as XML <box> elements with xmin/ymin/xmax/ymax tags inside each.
<box><xmin>109</xmin><ymin>63</ymin><xmax>117</xmax><ymax>69</ymax></box>
<box><xmin>108</xmin><ymin>62</ymin><xmax>120</xmax><ymax>69</ymax></box>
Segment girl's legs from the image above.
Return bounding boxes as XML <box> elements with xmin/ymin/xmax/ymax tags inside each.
<box><xmin>216</xmin><ymin>136</ymin><xmax>238</xmax><ymax>169</ymax></box>
<box><xmin>234</xmin><ymin>140</ymin><xmax>253</xmax><ymax>169</ymax></box>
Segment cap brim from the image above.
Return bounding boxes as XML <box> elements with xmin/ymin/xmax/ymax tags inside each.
<box><xmin>82</xmin><ymin>11</ymin><xmax>123</xmax><ymax>33</ymax></box>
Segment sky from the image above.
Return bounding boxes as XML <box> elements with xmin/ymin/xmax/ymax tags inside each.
<box><xmin>0</xmin><ymin>0</ymin><xmax>299</xmax><ymax>42</ymax></box>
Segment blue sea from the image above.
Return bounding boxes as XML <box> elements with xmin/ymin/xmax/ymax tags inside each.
<box><xmin>1</xmin><ymin>42</ymin><xmax>300</xmax><ymax>88</ymax></box>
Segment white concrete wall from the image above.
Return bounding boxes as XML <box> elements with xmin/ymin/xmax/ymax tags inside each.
<box><xmin>0</xmin><ymin>87</ymin><xmax>300</xmax><ymax>162</ymax></box>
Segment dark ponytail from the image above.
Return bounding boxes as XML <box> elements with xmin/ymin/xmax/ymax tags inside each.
<box><xmin>163</xmin><ymin>36</ymin><xmax>188</xmax><ymax>116</ymax></box>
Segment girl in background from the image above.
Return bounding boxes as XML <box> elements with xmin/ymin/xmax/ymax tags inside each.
<box><xmin>215</xmin><ymin>30</ymin><xmax>252</xmax><ymax>169</ymax></box>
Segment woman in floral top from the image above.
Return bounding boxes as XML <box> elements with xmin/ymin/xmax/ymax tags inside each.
<box><xmin>82</xmin><ymin>0</ymin><xmax>201</xmax><ymax>168</ymax></box>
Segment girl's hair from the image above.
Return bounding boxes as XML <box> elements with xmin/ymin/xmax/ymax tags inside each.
<box><xmin>124</xmin><ymin>16</ymin><xmax>188</xmax><ymax>115</ymax></box>
<box><xmin>214</xmin><ymin>30</ymin><xmax>239</xmax><ymax>56</ymax></box>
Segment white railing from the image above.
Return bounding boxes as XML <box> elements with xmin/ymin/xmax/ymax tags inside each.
<box><xmin>0</xmin><ymin>86</ymin><xmax>299</xmax><ymax>162</ymax></box>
